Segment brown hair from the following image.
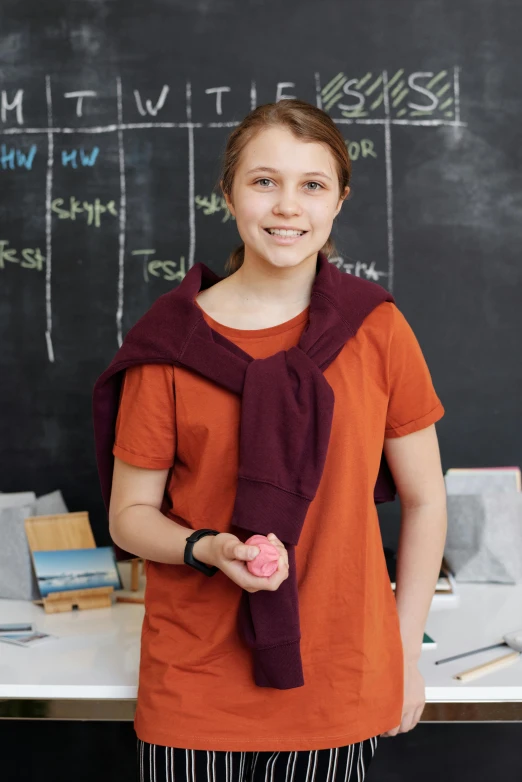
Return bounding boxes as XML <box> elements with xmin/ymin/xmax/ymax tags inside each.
<box><xmin>216</xmin><ymin>99</ymin><xmax>352</xmax><ymax>275</ymax></box>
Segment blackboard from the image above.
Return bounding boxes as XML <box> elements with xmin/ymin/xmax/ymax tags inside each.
<box><xmin>1</xmin><ymin>0</ymin><xmax>521</xmax><ymax>548</ymax></box>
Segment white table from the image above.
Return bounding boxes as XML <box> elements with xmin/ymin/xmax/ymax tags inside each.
<box><xmin>1</xmin><ymin>584</ymin><xmax>522</xmax><ymax>721</ymax></box>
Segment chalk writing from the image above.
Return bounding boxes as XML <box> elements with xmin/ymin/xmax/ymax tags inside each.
<box><xmin>322</xmin><ymin>70</ymin><xmax>456</xmax><ymax>119</ymax></box>
<box><xmin>64</xmin><ymin>91</ymin><xmax>97</xmax><ymax>118</ymax></box>
<box><xmin>195</xmin><ymin>194</ymin><xmax>234</xmax><ymax>222</ymax></box>
<box><xmin>0</xmin><ymin>240</ymin><xmax>45</xmax><ymax>271</ymax></box>
<box><xmin>203</xmin><ymin>83</ymin><xmax>297</xmax><ymax>113</ymax></box>
<box><xmin>131</xmin><ymin>250</ymin><xmax>187</xmax><ymax>283</ymax></box>
<box><xmin>0</xmin><ymin>144</ymin><xmax>37</xmax><ymax>170</ymax></box>
<box><xmin>134</xmin><ymin>86</ymin><xmax>170</xmax><ymax>117</ymax></box>
<box><xmin>0</xmin><ymin>70</ymin><xmax>462</xmax><ymax>130</ymax></box>
<box><xmin>1</xmin><ymin>90</ymin><xmax>24</xmax><ymax>124</ymax></box>
<box><xmin>51</xmin><ymin>197</ymin><xmax>118</xmax><ymax>227</ymax></box>
<box><xmin>205</xmin><ymin>87</ymin><xmax>231</xmax><ymax>116</ymax></box>
<box><xmin>61</xmin><ymin>147</ymin><xmax>99</xmax><ymax>168</ymax></box>
<box><xmin>344</xmin><ymin>138</ymin><xmax>378</xmax><ymax>160</ymax></box>
<box><xmin>330</xmin><ymin>255</ymin><xmax>387</xmax><ymax>282</ymax></box>
<box><xmin>0</xmin><ymin>69</ymin><xmax>464</xmax><ymax>361</ymax></box>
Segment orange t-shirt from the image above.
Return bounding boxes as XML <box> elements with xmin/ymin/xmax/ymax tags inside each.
<box><xmin>113</xmin><ymin>299</ymin><xmax>444</xmax><ymax>751</ymax></box>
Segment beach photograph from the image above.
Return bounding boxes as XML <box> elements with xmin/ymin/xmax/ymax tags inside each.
<box><xmin>32</xmin><ymin>547</ymin><xmax>122</xmax><ymax>596</ymax></box>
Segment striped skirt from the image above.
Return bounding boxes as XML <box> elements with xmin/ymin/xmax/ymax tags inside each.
<box><xmin>137</xmin><ymin>737</ymin><xmax>379</xmax><ymax>782</ymax></box>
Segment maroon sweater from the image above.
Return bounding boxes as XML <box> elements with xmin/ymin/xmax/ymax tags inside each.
<box><xmin>92</xmin><ymin>251</ymin><xmax>396</xmax><ymax>689</ymax></box>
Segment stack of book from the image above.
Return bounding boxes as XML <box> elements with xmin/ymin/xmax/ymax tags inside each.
<box><xmin>0</xmin><ymin>623</ymin><xmax>55</xmax><ymax>647</ymax></box>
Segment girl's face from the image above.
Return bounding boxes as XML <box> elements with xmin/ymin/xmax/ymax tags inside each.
<box><xmin>222</xmin><ymin>126</ymin><xmax>349</xmax><ymax>271</ymax></box>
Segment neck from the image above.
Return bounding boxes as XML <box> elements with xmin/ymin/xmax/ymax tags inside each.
<box><xmin>226</xmin><ymin>249</ymin><xmax>319</xmax><ymax>311</ymax></box>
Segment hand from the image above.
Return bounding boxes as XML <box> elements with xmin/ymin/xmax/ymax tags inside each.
<box><xmin>204</xmin><ymin>531</ymin><xmax>290</xmax><ymax>593</ymax></box>
<box><xmin>380</xmin><ymin>659</ymin><xmax>426</xmax><ymax>736</ymax></box>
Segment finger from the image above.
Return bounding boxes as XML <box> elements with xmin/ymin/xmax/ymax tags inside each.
<box><xmin>234</xmin><ymin>543</ymin><xmax>260</xmax><ymax>561</ymax></box>
<box><xmin>382</xmin><ymin>725</ymin><xmax>399</xmax><ymax>737</ymax></box>
<box><xmin>399</xmin><ymin>713</ymin><xmax>414</xmax><ymax>733</ymax></box>
<box><xmin>267</xmin><ymin>536</ymin><xmax>289</xmax><ymax>564</ymax></box>
<box><xmin>244</xmin><ymin>571</ymin><xmax>281</xmax><ymax>592</ymax></box>
<box><xmin>251</xmin><ymin>535</ymin><xmax>288</xmax><ymax>568</ymax></box>
<box><xmin>274</xmin><ymin>555</ymin><xmax>290</xmax><ymax>583</ymax></box>
<box><xmin>268</xmin><ymin>533</ymin><xmax>285</xmax><ymax>549</ymax></box>
<box><xmin>412</xmin><ymin>704</ymin><xmax>425</xmax><ymax>729</ymax></box>
<box><xmin>239</xmin><ymin>547</ymin><xmax>289</xmax><ymax>589</ymax></box>
<box><xmin>248</xmin><ymin>556</ymin><xmax>287</xmax><ymax>590</ymax></box>
<box><xmin>402</xmin><ymin>705</ymin><xmax>423</xmax><ymax>733</ymax></box>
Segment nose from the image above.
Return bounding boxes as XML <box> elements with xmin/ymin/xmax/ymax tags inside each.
<box><xmin>273</xmin><ymin>186</ymin><xmax>303</xmax><ymax>216</ymax></box>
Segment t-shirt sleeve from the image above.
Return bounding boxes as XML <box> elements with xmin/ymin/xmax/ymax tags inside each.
<box><xmin>112</xmin><ymin>363</ymin><xmax>176</xmax><ymax>469</ymax></box>
<box><xmin>385</xmin><ymin>305</ymin><xmax>445</xmax><ymax>438</ymax></box>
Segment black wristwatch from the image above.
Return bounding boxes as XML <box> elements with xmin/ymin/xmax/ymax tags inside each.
<box><xmin>184</xmin><ymin>529</ymin><xmax>220</xmax><ymax>577</ymax></box>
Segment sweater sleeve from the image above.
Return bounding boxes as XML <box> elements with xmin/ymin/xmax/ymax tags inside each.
<box><xmin>385</xmin><ymin>305</ymin><xmax>445</xmax><ymax>438</ymax></box>
<box><xmin>112</xmin><ymin>363</ymin><xmax>176</xmax><ymax>469</ymax></box>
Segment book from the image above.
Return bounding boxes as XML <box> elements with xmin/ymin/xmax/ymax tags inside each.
<box><xmin>0</xmin><ymin>630</ymin><xmax>56</xmax><ymax>647</ymax></box>
<box><xmin>444</xmin><ymin>467</ymin><xmax>521</xmax><ymax>494</ymax></box>
<box><xmin>0</xmin><ymin>622</ymin><xmax>35</xmax><ymax>634</ymax></box>
<box><xmin>423</xmin><ymin>632</ymin><xmax>436</xmax><ymax>648</ymax></box>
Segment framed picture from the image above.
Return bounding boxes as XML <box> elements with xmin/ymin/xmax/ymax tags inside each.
<box><xmin>32</xmin><ymin>546</ymin><xmax>122</xmax><ymax>597</ymax></box>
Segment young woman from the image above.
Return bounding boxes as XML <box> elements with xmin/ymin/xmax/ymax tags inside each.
<box><xmin>103</xmin><ymin>99</ymin><xmax>447</xmax><ymax>782</ymax></box>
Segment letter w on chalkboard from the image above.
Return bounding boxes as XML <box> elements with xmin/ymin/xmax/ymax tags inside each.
<box><xmin>134</xmin><ymin>85</ymin><xmax>170</xmax><ymax>117</ymax></box>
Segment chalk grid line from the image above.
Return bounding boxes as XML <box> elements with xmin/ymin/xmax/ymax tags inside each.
<box><xmin>186</xmin><ymin>81</ymin><xmax>196</xmax><ymax>272</ymax></box>
<box><xmin>116</xmin><ymin>77</ymin><xmax>126</xmax><ymax>349</ymax></box>
<box><xmin>0</xmin><ymin>117</ymin><xmax>466</xmax><ymax>134</ymax></box>
<box><xmin>44</xmin><ymin>75</ymin><xmax>54</xmax><ymax>363</ymax></box>
<box><xmin>382</xmin><ymin>70</ymin><xmax>395</xmax><ymax>293</ymax></box>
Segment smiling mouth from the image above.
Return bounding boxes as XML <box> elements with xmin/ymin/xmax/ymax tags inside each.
<box><xmin>263</xmin><ymin>228</ymin><xmax>309</xmax><ymax>236</ymax></box>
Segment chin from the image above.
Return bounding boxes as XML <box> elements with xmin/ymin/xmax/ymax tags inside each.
<box><xmin>253</xmin><ymin>245</ymin><xmax>320</xmax><ymax>269</ymax></box>
<box><xmin>272</xmin><ymin>251</ymin><xmax>320</xmax><ymax>269</ymax></box>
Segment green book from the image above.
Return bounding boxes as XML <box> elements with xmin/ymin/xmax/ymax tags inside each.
<box><xmin>422</xmin><ymin>632</ymin><xmax>436</xmax><ymax>648</ymax></box>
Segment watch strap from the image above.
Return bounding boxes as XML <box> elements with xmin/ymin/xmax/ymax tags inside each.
<box><xmin>184</xmin><ymin>529</ymin><xmax>220</xmax><ymax>577</ymax></box>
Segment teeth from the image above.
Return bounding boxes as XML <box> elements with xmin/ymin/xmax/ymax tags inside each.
<box><xmin>267</xmin><ymin>229</ymin><xmax>304</xmax><ymax>237</ymax></box>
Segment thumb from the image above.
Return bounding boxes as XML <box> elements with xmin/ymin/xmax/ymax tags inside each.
<box><xmin>234</xmin><ymin>542</ymin><xmax>260</xmax><ymax>562</ymax></box>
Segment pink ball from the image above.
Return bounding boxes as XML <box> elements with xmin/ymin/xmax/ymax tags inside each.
<box><xmin>245</xmin><ymin>534</ymin><xmax>279</xmax><ymax>577</ymax></box>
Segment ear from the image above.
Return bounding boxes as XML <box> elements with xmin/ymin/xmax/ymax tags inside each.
<box><xmin>221</xmin><ymin>181</ymin><xmax>235</xmax><ymax>217</ymax></box>
<box><xmin>335</xmin><ymin>186</ymin><xmax>350</xmax><ymax>217</ymax></box>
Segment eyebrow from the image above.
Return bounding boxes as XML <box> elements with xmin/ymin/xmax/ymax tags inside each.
<box><xmin>246</xmin><ymin>166</ymin><xmax>332</xmax><ymax>181</ymax></box>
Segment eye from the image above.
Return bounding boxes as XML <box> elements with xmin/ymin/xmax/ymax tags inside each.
<box><xmin>253</xmin><ymin>178</ymin><xmax>324</xmax><ymax>191</ymax></box>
